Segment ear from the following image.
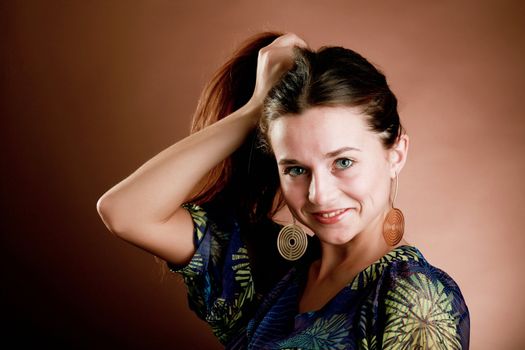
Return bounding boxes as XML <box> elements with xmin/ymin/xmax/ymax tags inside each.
<box><xmin>387</xmin><ymin>134</ymin><xmax>409</xmax><ymax>178</ymax></box>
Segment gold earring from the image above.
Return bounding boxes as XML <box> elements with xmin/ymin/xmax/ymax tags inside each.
<box><xmin>383</xmin><ymin>173</ymin><xmax>405</xmax><ymax>246</ymax></box>
<box><xmin>277</xmin><ymin>217</ymin><xmax>308</xmax><ymax>261</ymax></box>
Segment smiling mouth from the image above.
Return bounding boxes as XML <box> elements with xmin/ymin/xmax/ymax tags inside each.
<box><xmin>311</xmin><ymin>208</ymin><xmax>351</xmax><ymax>224</ymax></box>
<box><xmin>317</xmin><ymin>208</ymin><xmax>347</xmax><ymax>218</ymax></box>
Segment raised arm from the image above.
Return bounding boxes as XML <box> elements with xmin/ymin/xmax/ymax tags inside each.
<box><xmin>96</xmin><ymin>33</ymin><xmax>307</xmax><ymax>266</ymax></box>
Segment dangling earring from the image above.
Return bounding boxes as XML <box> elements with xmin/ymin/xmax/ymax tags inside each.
<box><xmin>383</xmin><ymin>173</ymin><xmax>405</xmax><ymax>246</ymax></box>
<box><xmin>277</xmin><ymin>217</ymin><xmax>308</xmax><ymax>261</ymax></box>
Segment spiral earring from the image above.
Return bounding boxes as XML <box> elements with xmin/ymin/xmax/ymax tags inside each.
<box><xmin>277</xmin><ymin>217</ymin><xmax>308</xmax><ymax>261</ymax></box>
<box><xmin>383</xmin><ymin>173</ymin><xmax>405</xmax><ymax>246</ymax></box>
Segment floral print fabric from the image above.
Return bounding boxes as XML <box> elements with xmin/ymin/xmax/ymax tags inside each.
<box><xmin>169</xmin><ymin>201</ymin><xmax>470</xmax><ymax>349</ymax></box>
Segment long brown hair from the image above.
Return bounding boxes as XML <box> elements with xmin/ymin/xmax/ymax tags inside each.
<box><xmin>188</xmin><ymin>32</ymin><xmax>286</xmax><ymax>225</ymax></box>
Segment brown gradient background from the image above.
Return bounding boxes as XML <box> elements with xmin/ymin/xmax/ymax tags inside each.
<box><xmin>2</xmin><ymin>0</ymin><xmax>524</xmax><ymax>348</ymax></box>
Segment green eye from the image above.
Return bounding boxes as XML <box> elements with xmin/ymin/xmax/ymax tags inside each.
<box><xmin>284</xmin><ymin>166</ymin><xmax>306</xmax><ymax>177</ymax></box>
<box><xmin>335</xmin><ymin>158</ymin><xmax>354</xmax><ymax>169</ymax></box>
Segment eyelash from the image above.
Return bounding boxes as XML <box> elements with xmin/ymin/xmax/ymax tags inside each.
<box><xmin>334</xmin><ymin>158</ymin><xmax>354</xmax><ymax>170</ymax></box>
<box><xmin>283</xmin><ymin>158</ymin><xmax>355</xmax><ymax>177</ymax></box>
<box><xmin>283</xmin><ymin>166</ymin><xmax>307</xmax><ymax>177</ymax></box>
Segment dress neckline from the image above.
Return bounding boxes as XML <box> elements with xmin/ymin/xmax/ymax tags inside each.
<box><xmin>295</xmin><ymin>244</ymin><xmax>423</xmax><ymax>317</ymax></box>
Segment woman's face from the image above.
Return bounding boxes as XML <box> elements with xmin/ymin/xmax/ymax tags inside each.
<box><xmin>269</xmin><ymin>105</ymin><xmax>406</xmax><ymax>246</ymax></box>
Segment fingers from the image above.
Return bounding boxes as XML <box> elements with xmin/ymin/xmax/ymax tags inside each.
<box><xmin>250</xmin><ymin>33</ymin><xmax>309</xmax><ymax>104</ymax></box>
<box><xmin>267</xmin><ymin>33</ymin><xmax>309</xmax><ymax>50</ymax></box>
<box><xmin>257</xmin><ymin>33</ymin><xmax>308</xmax><ymax>70</ymax></box>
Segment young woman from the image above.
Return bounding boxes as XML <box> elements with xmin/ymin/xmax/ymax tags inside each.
<box><xmin>97</xmin><ymin>32</ymin><xmax>470</xmax><ymax>349</ymax></box>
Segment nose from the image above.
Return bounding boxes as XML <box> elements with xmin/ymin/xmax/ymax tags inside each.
<box><xmin>308</xmin><ymin>170</ymin><xmax>336</xmax><ymax>206</ymax></box>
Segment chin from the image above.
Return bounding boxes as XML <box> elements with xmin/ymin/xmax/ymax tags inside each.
<box><xmin>315</xmin><ymin>229</ymin><xmax>357</xmax><ymax>246</ymax></box>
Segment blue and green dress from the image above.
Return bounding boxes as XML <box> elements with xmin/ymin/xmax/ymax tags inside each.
<box><xmin>168</xmin><ymin>200</ymin><xmax>470</xmax><ymax>349</ymax></box>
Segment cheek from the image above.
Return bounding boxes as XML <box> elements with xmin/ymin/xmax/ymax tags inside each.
<box><xmin>339</xmin><ymin>176</ymin><xmax>370</xmax><ymax>201</ymax></box>
<box><xmin>279</xmin><ymin>177</ymin><xmax>308</xmax><ymax>206</ymax></box>
<box><xmin>340</xmin><ymin>165</ymin><xmax>390</xmax><ymax>203</ymax></box>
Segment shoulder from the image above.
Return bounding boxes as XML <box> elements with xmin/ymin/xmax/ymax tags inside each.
<box><xmin>382</xmin><ymin>247</ymin><xmax>462</xmax><ymax>291</ymax></box>
<box><xmin>381</xmin><ymin>246</ymin><xmax>466</xmax><ymax>302</ymax></box>
<box><xmin>378</xmin><ymin>246</ymin><xmax>470</xmax><ymax>349</ymax></box>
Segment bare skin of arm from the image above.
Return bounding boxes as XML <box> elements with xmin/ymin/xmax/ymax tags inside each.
<box><xmin>96</xmin><ymin>33</ymin><xmax>308</xmax><ymax>266</ymax></box>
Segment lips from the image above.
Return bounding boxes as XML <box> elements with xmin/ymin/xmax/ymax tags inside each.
<box><xmin>311</xmin><ymin>208</ymin><xmax>351</xmax><ymax>224</ymax></box>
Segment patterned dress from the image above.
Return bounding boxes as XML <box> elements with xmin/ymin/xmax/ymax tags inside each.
<box><xmin>168</xmin><ymin>200</ymin><xmax>470</xmax><ymax>349</ymax></box>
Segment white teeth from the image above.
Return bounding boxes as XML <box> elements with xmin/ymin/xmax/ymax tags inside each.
<box><xmin>320</xmin><ymin>209</ymin><xmax>346</xmax><ymax>218</ymax></box>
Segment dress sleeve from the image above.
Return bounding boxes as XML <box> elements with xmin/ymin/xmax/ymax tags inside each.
<box><xmin>379</xmin><ymin>263</ymin><xmax>470</xmax><ymax>349</ymax></box>
<box><xmin>166</xmin><ymin>201</ymin><xmax>258</xmax><ymax>345</ymax></box>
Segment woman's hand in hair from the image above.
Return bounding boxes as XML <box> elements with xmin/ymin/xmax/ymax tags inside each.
<box><xmin>249</xmin><ymin>33</ymin><xmax>309</xmax><ymax>107</ymax></box>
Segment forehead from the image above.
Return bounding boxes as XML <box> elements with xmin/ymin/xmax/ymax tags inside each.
<box><xmin>269</xmin><ymin>106</ymin><xmax>382</xmax><ymax>158</ymax></box>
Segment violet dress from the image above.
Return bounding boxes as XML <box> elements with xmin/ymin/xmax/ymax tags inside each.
<box><xmin>169</xmin><ymin>200</ymin><xmax>470</xmax><ymax>349</ymax></box>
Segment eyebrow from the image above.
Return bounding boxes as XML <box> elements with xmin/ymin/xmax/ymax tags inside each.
<box><xmin>325</xmin><ymin>146</ymin><xmax>361</xmax><ymax>158</ymax></box>
<box><xmin>278</xmin><ymin>146</ymin><xmax>361</xmax><ymax>165</ymax></box>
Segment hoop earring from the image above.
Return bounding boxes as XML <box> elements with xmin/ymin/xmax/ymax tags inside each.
<box><xmin>277</xmin><ymin>217</ymin><xmax>308</xmax><ymax>261</ymax></box>
<box><xmin>383</xmin><ymin>173</ymin><xmax>405</xmax><ymax>246</ymax></box>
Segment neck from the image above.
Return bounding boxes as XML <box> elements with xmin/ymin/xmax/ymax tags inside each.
<box><xmin>314</xmin><ymin>209</ymin><xmax>408</xmax><ymax>282</ymax></box>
